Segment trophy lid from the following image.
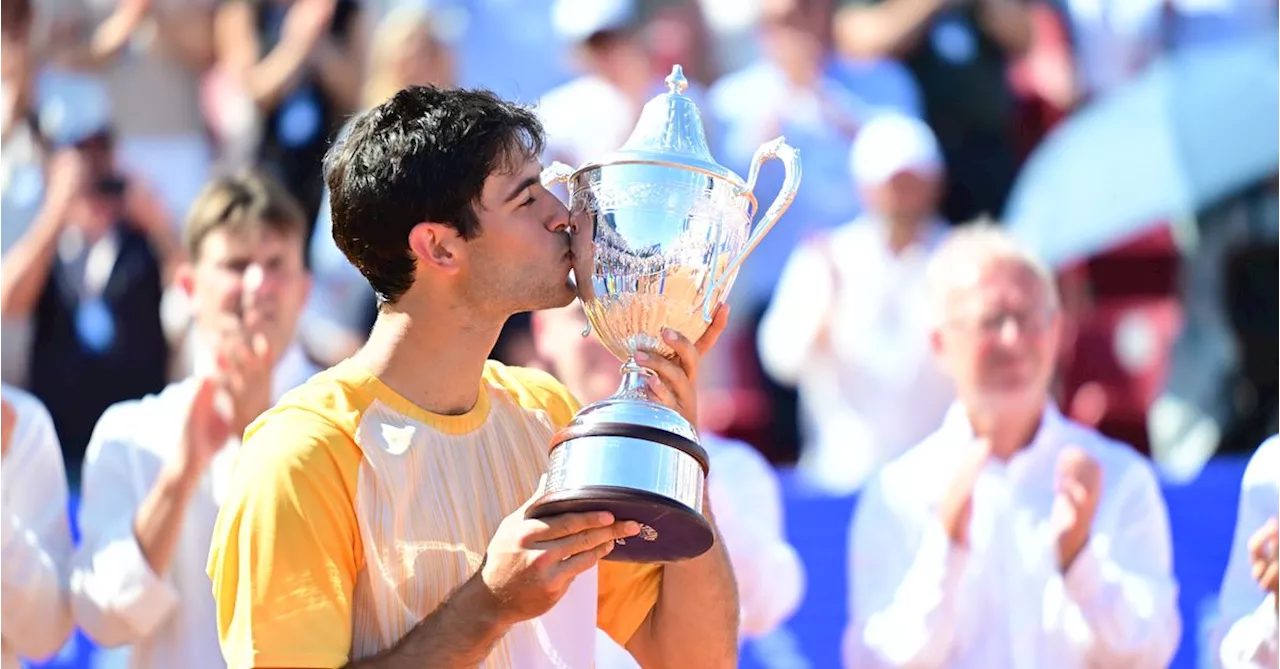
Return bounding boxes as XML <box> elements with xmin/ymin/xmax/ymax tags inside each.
<box><xmin>594</xmin><ymin>65</ymin><xmax>740</xmax><ymax>184</ymax></box>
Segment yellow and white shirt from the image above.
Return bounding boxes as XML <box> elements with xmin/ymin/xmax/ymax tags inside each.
<box><xmin>206</xmin><ymin>359</ymin><xmax>661</xmax><ymax>669</ymax></box>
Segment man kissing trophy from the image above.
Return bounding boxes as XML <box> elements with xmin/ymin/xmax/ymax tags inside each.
<box><xmin>535</xmin><ymin>65</ymin><xmax>802</xmax><ymax>563</ymax></box>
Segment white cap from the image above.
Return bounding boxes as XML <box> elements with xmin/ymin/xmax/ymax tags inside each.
<box><xmin>35</xmin><ymin>70</ymin><xmax>113</xmax><ymax>147</ymax></box>
<box><xmin>849</xmin><ymin>112</ymin><xmax>943</xmax><ymax>187</ymax></box>
<box><xmin>552</xmin><ymin>0</ymin><xmax>636</xmax><ymax>43</ymax></box>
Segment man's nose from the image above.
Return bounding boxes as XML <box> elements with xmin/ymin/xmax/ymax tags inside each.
<box><xmin>242</xmin><ymin>264</ymin><xmax>267</xmax><ymax>296</ymax></box>
<box><xmin>997</xmin><ymin>315</ymin><xmax>1023</xmax><ymax>346</ymax></box>
<box><xmin>546</xmin><ymin>196</ymin><xmax>571</xmax><ymax>233</ymax></box>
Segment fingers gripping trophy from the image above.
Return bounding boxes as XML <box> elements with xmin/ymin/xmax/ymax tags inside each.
<box><xmin>534</xmin><ymin>65</ymin><xmax>801</xmax><ymax>563</ymax></box>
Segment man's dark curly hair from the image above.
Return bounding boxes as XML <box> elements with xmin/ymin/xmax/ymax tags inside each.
<box><xmin>323</xmin><ymin>86</ymin><xmax>546</xmax><ymax>303</ymax></box>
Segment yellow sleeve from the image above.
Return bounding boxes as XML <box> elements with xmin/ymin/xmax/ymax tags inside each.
<box><xmin>598</xmin><ymin>560</ymin><xmax>663</xmax><ymax>647</ymax></box>
<box><xmin>206</xmin><ymin>406</ymin><xmax>364</xmax><ymax>669</ymax></box>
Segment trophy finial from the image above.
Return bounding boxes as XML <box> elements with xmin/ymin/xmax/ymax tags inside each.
<box><xmin>611</xmin><ymin>62</ymin><xmax>732</xmax><ymax>181</ymax></box>
<box><xmin>665</xmin><ymin>65</ymin><xmax>688</xmax><ymax>95</ymax></box>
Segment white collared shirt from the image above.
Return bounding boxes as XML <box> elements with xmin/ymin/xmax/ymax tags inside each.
<box><xmin>0</xmin><ymin>384</ymin><xmax>75</xmax><ymax>669</ymax></box>
<box><xmin>1213</xmin><ymin>435</ymin><xmax>1279</xmax><ymax>669</ymax></box>
<box><xmin>69</xmin><ymin>344</ymin><xmax>319</xmax><ymax>669</ymax></box>
<box><xmin>595</xmin><ymin>434</ymin><xmax>806</xmax><ymax>668</ymax></box>
<box><xmin>758</xmin><ymin>216</ymin><xmax>955</xmax><ymax>495</ymax></box>
<box><xmin>845</xmin><ymin>403</ymin><xmax>1181</xmax><ymax>669</ymax></box>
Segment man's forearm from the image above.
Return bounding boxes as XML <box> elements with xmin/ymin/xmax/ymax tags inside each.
<box><xmin>310</xmin><ymin>37</ymin><xmax>363</xmax><ymax>113</ymax></box>
<box><xmin>133</xmin><ymin>464</ymin><xmax>202</xmax><ymax>576</ymax></box>
<box><xmin>346</xmin><ymin>569</ymin><xmax>511</xmax><ymax>669</ymax></box>
<box><xmin>155</xmin><ymin>10</ymin><xmax>215</xmax><ymax>71</ymax></box>
<box><xmin>630</xmin><ymin>508</ymin><xmax>740</xmax><ymax>668</ymax></box>
<box><xmin>834</xmin><ymin>0</ymin><xmax>944</xmax><ymax>59</ymax></box>
<box><xmin>0</xmin><ymin>207</ymin><xmax>68</xmax><ymax>318</ymax></box>
<box><xmin>244</xmin><ymin>36</ymin><xmax>319</xmax><ymax>110</ymax></box>
<box><xmin>89</xmin><ymin>4</ymin><xmax>149</xmax><ymax>64</ymax></box>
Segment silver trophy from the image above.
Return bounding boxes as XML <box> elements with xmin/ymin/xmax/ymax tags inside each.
<box><xmin>531</xmin><ymin>65</ymin><xmax>800</xmax><ymax>562</ymax></box>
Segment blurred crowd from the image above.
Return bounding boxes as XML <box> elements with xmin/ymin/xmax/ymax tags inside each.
<box><xmin>0</xmin><ymin>0</ymin><xmax>1277</xmax><ymax>667</ymax></box>
<box><xmin>3</xmin><ymin>0</ymin><xmax>1278</xmax><ymax>482</ymax></box>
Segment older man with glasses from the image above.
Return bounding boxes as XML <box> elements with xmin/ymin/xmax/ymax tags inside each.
<box><xmin>843</xmin><ymin>225</ymin><xmax>1181</xmax><ymax>669</ymax></box>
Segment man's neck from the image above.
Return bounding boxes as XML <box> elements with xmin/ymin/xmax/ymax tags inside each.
<box><xmin>966</xmin><ymin>399</ymin><xmax>1046</xmax><ymax>461</ymax></box>
<box><xmin>355</xmin><ymin>302</ymin><xmax>505</xmax><ymax>417</ymax></box>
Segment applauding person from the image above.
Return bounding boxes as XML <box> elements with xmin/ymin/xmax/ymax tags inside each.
<box><xmin>844</xmin><ymin>226</ymin><xmax>1180</xmax><ymax>669</ymax></box>
<box><xmin>70</xmin><ymin>169</ymin><xmax>317</xmax><ymax>669</ymax></box>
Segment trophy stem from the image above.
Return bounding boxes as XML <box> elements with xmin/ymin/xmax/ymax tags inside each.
<box><xmin>614</xmin><ymin>357</ymin><xmax>657</xmax><ymax>402</ymax></box>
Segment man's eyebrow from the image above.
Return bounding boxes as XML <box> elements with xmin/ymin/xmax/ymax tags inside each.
<box><xmin>503</xmin><ymin>176</ymin><xmax>540</xmax><ymax>204</ymax></box>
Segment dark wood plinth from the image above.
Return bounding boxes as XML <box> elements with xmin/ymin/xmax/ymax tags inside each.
<box><xmin>528</xmin><ymin>486</ymin><xmax>714</xmax><ymax>563</ymax></box>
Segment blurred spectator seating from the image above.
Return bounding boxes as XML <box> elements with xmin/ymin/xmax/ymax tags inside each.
<box><xmin>1058</xmin><ymin>224</ymin><xmax>1183</xmax><ymax>456</ymax></box>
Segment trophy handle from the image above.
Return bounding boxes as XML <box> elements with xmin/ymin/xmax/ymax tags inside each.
<box><xmin>701</xmin><ymin>137</ymin><xmax>802</xmax><ymax>322</ymax></box>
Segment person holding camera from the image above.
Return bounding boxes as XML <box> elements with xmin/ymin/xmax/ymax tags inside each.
<box><xmin>0</xmin><ymin>117</ymin><xmax>176</xmax><ymax>476</ymax></box>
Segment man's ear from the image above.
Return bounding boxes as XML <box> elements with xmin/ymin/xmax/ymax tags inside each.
<box><xmin>174</xmin><ymin>261</ymin><xmax>196</xmax><ymax>298</ymax></box>
<box><xmin>408</xmin><ymin>222</ymin><xmax>466</xmax><ymax>274</ymax></box>
<box><xmin>930</xmin><ymin>326</ymin><xmax>948</xmax><ymax>370</ymax></box>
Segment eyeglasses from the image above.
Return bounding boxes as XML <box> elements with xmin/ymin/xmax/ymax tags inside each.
<box><xmin>946</xmin><ymin>307</ymin><xmax>1056</xmax><ymax>339</ymax></box>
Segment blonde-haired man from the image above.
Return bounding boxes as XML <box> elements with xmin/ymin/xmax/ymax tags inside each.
<box><xmin>70</xmin><ymin>168</ymin><xmax>317</xmax><ymax>669</ymax></box>
<box><xmin>844</xmin><ymin>224</ymin><xmax>1181</xmax><ymax>668</ymax></box>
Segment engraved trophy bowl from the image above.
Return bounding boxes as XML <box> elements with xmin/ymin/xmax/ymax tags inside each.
<box><xmin>529</xmin><ymin>65</ymin><xmax>801</xmax><ymax>562</ymax></box>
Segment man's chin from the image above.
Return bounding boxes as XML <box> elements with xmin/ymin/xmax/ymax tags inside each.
<box><xmin>513</xmin><ymin>277</ymin><xmax>579</xmax><ymax>314</ymax></box>
<box><xmin>975</xmin><ymin>382</ymin><xmax>1048</xmax><ymax>413</ymax></box>
<box><xmin>545</xmin><ymin>282</ymin><xmax>578</xmax><ymax>309</ymax></box>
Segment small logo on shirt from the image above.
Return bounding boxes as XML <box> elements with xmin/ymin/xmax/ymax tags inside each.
<box><xmin>379</xmin><ymin>423</ymin><xmax>417</xmax><ymax>455</ymax></box>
